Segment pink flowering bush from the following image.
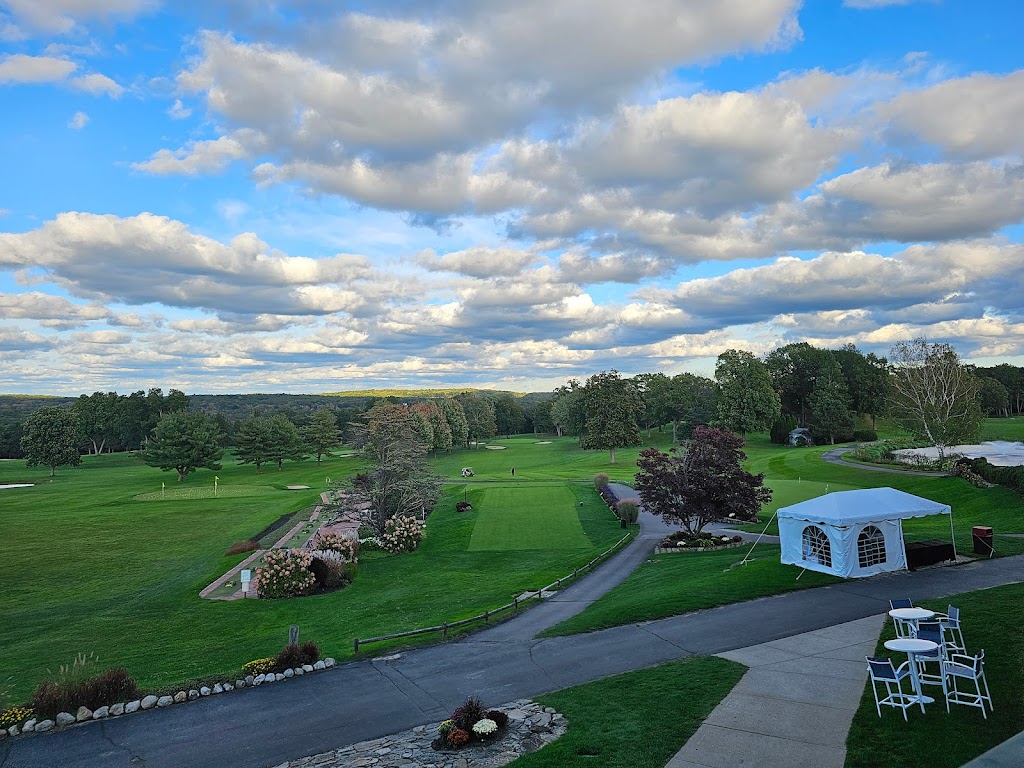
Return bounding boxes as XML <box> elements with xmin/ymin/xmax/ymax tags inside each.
<box><xmin>381</xmin><ymin>515</ymin><xmax>424</xmax><ymax>554</ymax></box>
<box><xmin>256</xmin><ymin>548</ymin><xmax>316</xmax><ymax>599</ymax></box>
<box><xmin>314</xmin><ymin>532</ymin><xmax>359</xmax><ymax>563</ymax></box>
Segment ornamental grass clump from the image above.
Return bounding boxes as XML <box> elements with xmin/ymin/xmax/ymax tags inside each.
<box><xmin>314</xmin><ymin>532</ymin><xmax>359</xmax><ymax>562</ymax></box>
<box><xmin>256</xmin><ymin>548</ymin><xmax>316</xmax><ymax>599</ymax></box>
<box><xmin>380</xmin><ymin>515</ymin><xmax>424</xmax><ymax>553</ymax></box>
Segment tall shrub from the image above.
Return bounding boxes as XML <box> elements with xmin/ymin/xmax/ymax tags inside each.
<box><xmin>257</xmin><ymin>549</ymin><xmax>316</xmax><ymax>599</ymax></box>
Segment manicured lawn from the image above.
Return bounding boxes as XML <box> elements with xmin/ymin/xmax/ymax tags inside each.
<box><xmin>845</xmin><ymin>582</ymin><xmax>1024</xmax><ymax>768</ymax></box>
<box><xmin>736</xmin><ymin>436</ymin><xmax>1024</xmax><ymax>553</ymax></box>
<box><xmin>511</xmin><ymin>656</ymin><xmax>745</xmax><ymax>768</ymax></box>
<box><xmin>468</xmin><ymin>482</ymin><xmax>590</xmax><ymax>551</ymax></box>
<box><xmin>981</xmin><ymin>416</ymin><xmax>1024</xmax><ymax>441</ymax></box>
<box><xmin>539</xmin><ymin>544</ymin><xmax>842</xmax><ymax>637</ymax></box>
<box><xmin>0</xmin><ymin>455</ymin><xmax>622</xmax><ymax>703</ymax></box>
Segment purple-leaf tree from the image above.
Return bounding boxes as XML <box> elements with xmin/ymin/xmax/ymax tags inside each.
<box><xmin>634</xmin><ymin>426</ymin><xmax>772</xmax><ymax>537</ymax></box>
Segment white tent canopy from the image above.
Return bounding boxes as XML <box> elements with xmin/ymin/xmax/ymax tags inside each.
<box><xmin>777</xmin><ymin>488</ymin><xmax>953</xmax><ymax>578</ymax></box>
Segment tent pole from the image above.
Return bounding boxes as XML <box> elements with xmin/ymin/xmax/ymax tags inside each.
<box><xmin>796</xmin><ymin>568</ymin><xmax>806</xmax><ymax>581</ymax></box>
<box><xmin>949</xmin><ymin>509</ymin><xmax>957</xmax><ymax>560</ymax></box>
<box><xmin>740</xmin><ymin>510</ymin><xmax>778</xmax><ymax>565</ymax></box>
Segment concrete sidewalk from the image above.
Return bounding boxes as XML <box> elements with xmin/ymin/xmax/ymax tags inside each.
<box><xmin>668</xmin><ymin>615</ymin><xmax>885</xmax><ymax>768</ymax></box>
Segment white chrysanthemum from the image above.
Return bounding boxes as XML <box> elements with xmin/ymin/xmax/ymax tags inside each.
<box><xmin>472</xmin><ymin>718</ymin><xmax>498</xmax><ymax>736</ymax></box>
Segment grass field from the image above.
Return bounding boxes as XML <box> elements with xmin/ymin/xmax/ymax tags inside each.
<box><xmin>513</xmin><ymin>656</ymin><xmax>745</xmax><ymax>768</ymax></box>
<box><xmin>845</xmin><ymin>581</ymin><xmax>1024</xmax><ymax>768</ymax></box>
<box><xmin>981</xmin><ymin>415</ymin><xmax>1024</xmax><ymax>441</ymax></box>
<box><xmin>467</xmin><ymin>482</ymin><xmax>590</xmax><ymax>551</ymax></box>
<box><xmin>0</xmin><ymin>453</ymin><xmax>622</xmax><ymax>703</ymax></box>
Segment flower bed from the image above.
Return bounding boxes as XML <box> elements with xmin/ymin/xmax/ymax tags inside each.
<box><xmin>431</xmin><ymin>696</ymin><xmax>510</xmax><ymax>751</ymax></box>
<box><xmin>656</xmin><ymin>532</ymin><xmax>743</xmax><ymax>554</ymax></box>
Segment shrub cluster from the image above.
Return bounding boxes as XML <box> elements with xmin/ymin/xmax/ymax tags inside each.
<box><xmin>615</xmin><ymin>498</ymin><xmax>640</xmax><ymax>525</ymax></box>
<box><xmin>272</xmin><ymin>641</ymin><xmax>320</xmax><ymax>672</ymax></box>
<box><xmin>952</xmin><ymin>460</ymin><xmax>988</xmax><ymax>488</ymax></box>
<box><xmin>308</xmin><ymin>557</ymin><xmax>357</xmax><ymax>589</ymax></box>
<box><xmin>965</xmin><ymin>458</ymin><xmax>1024</xmax><ymax>494</ymax></box>
<box><xmin>257</xmin><ymin>548</ymin><xmax>316</xmax><ymax>599</ymax></box>
<box><xmin>225</xmin><ymin>539</ymin><xmax>259</xmax><ymax>556</ymax></box>
<box><xmin>592</xmin><ymin>472</ymin><xmax>610</xmax><ymax>489</ymax></box>
<box><xmin>313</xmin><ymin>532</ymin><xmax>359</xmax><ymax>562</ymax></box>
<box><xmin>456</xmin><ymin>501</ymin><xmax>473</xmax><ymax>512</ymax></box>
<box><xmin>849</xmin><ymin>439</ymin><xmax>933</xmax><ymax>465</ymax></box>
<box><xmin>596</xmin><ymin>483</ymin><xmax>619</xmax><ymax>511</ymax></box>
<box><xmin>30</xmin><ymin>667</ymin><xmax>138</xmax><ymax>720</ymax></box>
<box><xmin>381</xmin><ymin>515</ymin><xmax>424</xmax><ymax>553</ymax></box>
<box><xmin>661</xmin><ymin>531</ymin><xmax>743</xmax><ymax>550</ymax></box>
<box><xmin>242</xmin><ymin>657</ymin><xmax>276</xmax><ymax>676</ymax></box>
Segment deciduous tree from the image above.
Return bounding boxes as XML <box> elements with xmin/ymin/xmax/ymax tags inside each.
<box><xmin>437</xmin><ymin>397</ymin><xmax>468</xmax><ymax>449</ymax></box>
<box><xmin>457</xmin><ymin>393</ymin><xmax>496</xmax><ymax>448</ymax></box>
<box><xmin>714</xmin><ymin>350</ymin><xmax>780</xmax><ymax>434</ymax></box>
<box><xmin>808</xmin><ymin>356</ymin><xmax>854</xmax><ymax>445</ymax></box>
<box><xmin>579</xmin><ymin>370</ymin><xmax>644</xmax><ymax>463</ymax></box>
<box><xmin>21</xmin><ymin>406</ymin><xmax>81</xmax><ymax>477</ymax></box>
<box><xmin>144</xmin><ymin>411</ymin><xmax>223</xmax><ymax>481</ymax></box>
<box><xmin>634</xmin><ymin>426</ymin><xmax>771</xmax><ymax>537</ymax></box>
<box><xmin>889</xmin><ymin>338</ymin><xmax>982</xmax><ymax>460</ymax></box>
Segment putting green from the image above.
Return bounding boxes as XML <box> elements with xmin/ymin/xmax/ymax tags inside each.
<box><xmin>468</xmin><ymin>482</ymin><xmax>591</xmax><ymax>551</ymax></box>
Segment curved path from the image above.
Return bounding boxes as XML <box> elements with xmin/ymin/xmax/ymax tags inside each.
<box><xmin>4</xmin><ymin>493</ymin><xmax>1022</xmax><ymax>768</ymax></box>
<box><xmin>821</xmin><ymin>446</ymin><xmax>947</xmax><ymax>477</ymax></box>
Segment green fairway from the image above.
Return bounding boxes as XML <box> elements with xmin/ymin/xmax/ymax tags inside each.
<box><xmin>513</xmin><ymin>656</ymin><xmax>745</xmax><ymax>768</ymax></box>
<box><xmin>468</xmin><ymin>482</ymin><xmax>590</xmax><ymax>551</ymax></box>
<box><xmin>981</xmin><ymin>415</ymin><xmax>1024</xmax><ymax>441</ymax></box>
<box><xmin>845</xmin><ymin>582</ymin><xmax>1024</xmax><ymax>768</ymax></box>
<box><xmin>0</xmin><ymin>453</ymin><xmax>623</xmax><ymax>703</ymax></box>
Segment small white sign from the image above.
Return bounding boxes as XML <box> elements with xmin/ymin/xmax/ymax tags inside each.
<box><xmin>241</xmin><ymin>569</ymin><xmax>252</xmax><ymax>582</ymax></box>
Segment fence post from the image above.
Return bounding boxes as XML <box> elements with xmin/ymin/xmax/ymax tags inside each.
<box><xmin>484</xmin><ymin>610</ymin><xmax>490</xmax><ymax>623</ymax></box>
<box><xmin>514</xmin><ymin>597</ymin><xmax>519</xmax><ymax>612</ymax></box>
<box><xmin>442</xmin><ymin>622</ymin><xmax>448</xmax><ymax>640</ymax></box>
<box><xmin>353</xmin><ymin>637</ymin><xmax>359</xmax><ymax>655</ymax></box>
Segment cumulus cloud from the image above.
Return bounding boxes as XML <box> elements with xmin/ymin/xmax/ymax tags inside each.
<box><xmin>416</xmin><ymin>247</ymin><xmax>537</xmax><ymax>277</ymax></box>
<box><xmin>0</xmin><ymin>291</ymin><xmax>110</xmax><ymax>328</ymax></box>
<box><xmin>0</xmin><ymin>54</ymin><xmax>75</xmax><ymax>83</ymax></box>
<box><xmin>0</xmin><ymin>212</ymin><xmax>378</xmax><ymax>315</ymax></box>
<box><xmin>71</xmin><ymin>72</ymin><xmax>124</xmax><ymax>97</ymax></box>
<box><xmin>2</xmin><ymin>0</ymin><xmax>153</xmax><ymax>34</ymax></box>
<box><xmin>167</xmin><ymin>99</ymin><xmax>191</xmax><ymax>119</ymax></box>
<box><xmin>68</xmin><ymin>110</ymin><xmax>88</xmax><ymax>129</ymax></box>
<box><xmin>133</xmin><ymin>131</ymin><xmax>260</xmax><ymax>175</ymax></box>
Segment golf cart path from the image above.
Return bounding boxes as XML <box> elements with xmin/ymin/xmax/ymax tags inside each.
<box><xmin>5</xmin><ymin>497</ymin><xmax>1023</xmax><ymax>768</ymax></box>
<box><xmin>821</xmin><ymin>446</ymin><xmax>947</xmax><ymax>477</ymax></box>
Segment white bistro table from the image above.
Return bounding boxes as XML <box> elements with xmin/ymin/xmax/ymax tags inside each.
<box><xmin>884</xmin><ymin>637</ymin><xmax>940</xmax><ymax>706</ymax></box>
<box><xmin>889</xmin><ymin>607</ymin><xmax>935</xmax><ymax>637</ymax></box>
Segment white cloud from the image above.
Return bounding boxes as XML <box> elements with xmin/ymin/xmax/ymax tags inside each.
<box><xmin>71</xmin><ymin>72</ymin><xmax>124</xmax><ymax>97</ymax></box>
<box><xmin>0</xmin><ymin>54</ymin><xmax>75</xmax><ymax>83</ymax></box>
<box><xmin>167</xmin><ymin>99</ymin><xmax>191</xmax><ymax>119</ymax></box>
<box><xmin>2</xmin><ymin>0</ymin><xmax>153</xmax><ymax>34</ymax></box>
<box><xmin>416</xmin><ymin>247</ymin><xmax>538</xmax><ymax>277</ymax></box>
<box><xmin>0</xmin><ymin>291</ymin><xmax>110</xmax><ymax>328</ymax></box>
<box><xmin>133</xmin><ymin>132</ymin><xmax>259</xmax><ymax>175</ymax></box>
<box><xmin>68</xmin><ymin>110</ymin><xmax>88</xmax><ymax>129</ymax></box>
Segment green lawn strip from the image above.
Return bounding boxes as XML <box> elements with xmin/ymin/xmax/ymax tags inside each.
<box><xmin>510</xmin><ymin>656</ymin><xmax>744</xmax><ymax>768</ymax></box>
<box><xmin>0</xmin><ymin>455</ymin><xmax>622</xmax><ymax>703</ymax></box>
<box><xmin>845</xmin><ymin>582</ymin><xmax>1024</xmax><ymax>768</ymax></box>
<box><xmin>733</xmin><ymin>436</ymin><xmax>1024</xmax><ymax>554</ymax></box>
<box><xmin>981</xmin><ymin>416</ymin><xmax>1024</xmax><ymax>441</ymax></box>
<box><xmin>469</xmin><ymin>482</ymin><xmax>589</xmax><ymax>551</ymax></box>
<box><xmin>539</xmin><ymin>544</ymin><xmax>842</xmax><ymax>638</ymax></box>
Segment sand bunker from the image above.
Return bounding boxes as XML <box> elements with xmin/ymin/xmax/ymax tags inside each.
<box><xmin>286</xmin><ymin>485</ymin><xmax>311</xmax><ymax>490</ymax></box>
<box><xmin>485</xmin><ymin>445</ymin><xmax>507</xmax><ymax>450</ymax></box>
<box><xmin>893</xmin><ymin>441</ymin><xmax>1024</xmax><ymax>467</ymax></box>
<box><xmin>0</xmin><ymin>483</ymin><xmax>34</xmax><ymax>490</ymax></box>
<box><xmin>534</xmin><ymin>441</ymin><xmax>552</xmax><ymax>445</ymax></box>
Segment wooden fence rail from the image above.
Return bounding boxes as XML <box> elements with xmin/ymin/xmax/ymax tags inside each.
<box><xmin>352</xmin><ymin>531</ymin><xmax>634</xmax><ymax>654</ymax></box>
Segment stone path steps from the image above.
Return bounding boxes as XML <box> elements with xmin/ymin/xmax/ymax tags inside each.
<box><xmin>667</xmin><ymin>614</ymin><xmax>885</xmax><ymax>768</ymax></box>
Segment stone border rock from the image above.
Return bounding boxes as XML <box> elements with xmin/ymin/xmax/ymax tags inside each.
<box><xmin>274</xmin><ymin>699</ymin><xmax>566</xmax><ymax>768</ymax></box>
<box><xmin>1</xmin><ymin>659</ymin><xmax>337</xmax><ymax>740</ymax></box>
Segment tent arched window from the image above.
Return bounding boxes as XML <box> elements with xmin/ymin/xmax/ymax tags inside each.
<box><xmin>801</xmin><ymin>525</ymin><xmax>832</xmax><ymax>567</ymax></box>
<box><xmin>857</xmin><ymin>525</ymin><xmax>886</xmax><ymax>568</ymax></box>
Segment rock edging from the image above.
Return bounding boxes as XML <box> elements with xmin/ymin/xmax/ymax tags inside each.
<box><xmin>1</xmin><ymin>659</ymin><xmax>337</xmax><ymax>740</ymax></box>
<box><xmin>654</xmin><ymin>541</ymin><xmax>745</xmax><ymax>554</ymax></box>
<box><xmin>275</xmin><ymin>699</ymin><xmax>566</xmax><ymax>768</ymax></box>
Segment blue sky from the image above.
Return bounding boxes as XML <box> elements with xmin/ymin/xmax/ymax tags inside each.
<box><xmin>1</xmin><ymin>0</ymin><xmax>1022</xmax><ymax>395</ymax></box>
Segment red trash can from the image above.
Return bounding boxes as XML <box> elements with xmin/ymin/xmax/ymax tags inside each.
<box><xmin>972</xmin><ymin>526</ymin><xmax>994</xmax><ymax>555</ymax></box>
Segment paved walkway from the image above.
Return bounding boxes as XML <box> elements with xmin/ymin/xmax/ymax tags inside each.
<box><xmin>4</xmin><ymin>488</ymin><xmax>1023</xmax><ymax>768</ymax></box>
<box><xmin>821</xmin><ymin>446</ymin><xmax>947</xmax><ymax>477</ymax></box>
<box><xmin>668</xmin><ymin>615</ymin><xmax>885</xmax><ymax>768</ymax></box>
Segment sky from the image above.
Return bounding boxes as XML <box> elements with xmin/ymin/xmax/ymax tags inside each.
<box><xmin>0</xmin><ymin>0</ymin><xmax>1023</xmax><ymax>396</ymax></box>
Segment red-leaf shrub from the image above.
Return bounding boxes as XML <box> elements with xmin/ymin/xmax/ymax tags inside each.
<box><xmin>225</xmin><ymin>539</ymin><xmax>259</xmax><ymax>556</ymax></box>
<box><xmin>486</xmin><ymin>709</ymin><xmax>509</xmax><ymax>728</ymax></box>
<box><xmin>446</xmin><ymin>728</ymin><xmax>471</xmax><ymax>749</ymax></box>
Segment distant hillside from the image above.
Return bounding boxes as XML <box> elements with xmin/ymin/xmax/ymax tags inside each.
<box><xmin>320</xmin><ymin>388</ymin><xmax>526</xmax><ymax>398</ymax></box>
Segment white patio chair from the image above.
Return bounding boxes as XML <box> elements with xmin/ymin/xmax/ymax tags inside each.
<box><xmin>912</xmin><ymin>620</ymin><xmax>949</xmax><ymax>695</ymax></box>
<box><xmin>942</xmin><ymin>650</ymin><xmax>993</xmax><ymax>718</ymax></box>
<box><xmin>867</xmin><ymin>657</ymin><xmax>922</xmax><ymax>719</ymax></box>
<box><xmin>940</xmin><ymin>605</ymin><xmax>966</xmax><ymax>652</ymax></box>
